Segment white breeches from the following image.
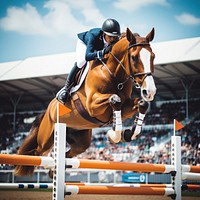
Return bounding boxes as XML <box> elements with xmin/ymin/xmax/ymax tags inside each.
<box><xmin>76</xmin><ymin>39</ymin><xmax>87</xmax><ymax>68</ymax></box>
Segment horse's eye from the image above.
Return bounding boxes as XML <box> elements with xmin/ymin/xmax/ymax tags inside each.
<box><xmin>132</xmin><ymin>55</ymin><xmax>137</xmax><ymax>62</ymax></box>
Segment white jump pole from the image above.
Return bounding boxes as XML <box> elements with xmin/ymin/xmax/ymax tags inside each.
<box><xmin>52</xmin><ymin>103</ymin><xmax>71</xmax><ymax>200</ymax></box>
<box><xmin>171</xmin><ymin>135</ymin><xmax>181</xmax><ymax>200</ymax></box>
<box><xmin>182</xmin><ymin>172</ymin><xmax>200</xmax><ymax>180</ymax></box>
<box><xmin>53</xmin><ymin>122</ymin><xmax>66</xmax><ymax>200</ymax></box>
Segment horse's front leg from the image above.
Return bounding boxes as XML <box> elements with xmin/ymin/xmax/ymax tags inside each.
<box><xmin>132</xmin><ymin>99</ymin><xmax>149</xmax><ymax>140</ymax></box>
<box><xmin>121</xmin><ymin>99</ymin><xmax>149</xmax><ymax>142</ymax></box>
<box><xmin>107</xmin><ymin>94</ymin><xmax>122</xmax><ymax>143</ymax></box>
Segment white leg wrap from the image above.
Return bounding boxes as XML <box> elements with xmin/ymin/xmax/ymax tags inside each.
<box><xmin>114</xmin><ymin>111</ymin><xmax>122</xmax><ymax>131</ymax></box>
<box><xmin>107</xmin><ymin>111</ymin><xmax>122</xmax><ymax>144</ymax></box>
<box><xmin>107</xmin><ymin>130</ymin><xmax>121</xmax><ymax>143</ymax></box>
<box><xmin>131</xmin><ymin>113</ymin><xmax>145</xmax><ymax>140</ymax></box>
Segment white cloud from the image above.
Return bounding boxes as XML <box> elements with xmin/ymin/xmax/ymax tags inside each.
<box><xmin>175</xmin><ymin>13</ymin><xmax>200</xmax><ymax>26</ymax></box>
<box><xmin>113</xmin><ymin>0</ymin><xmax>169</xmax><ymax>11</ymax></box>
<box><xmin>0</xmin><ymin>0</ymin><xmax>105</xmax><ymax>37</ymax></box>
<box><xmin>62</xmin><ymin>0</ymin><xmax>105</xmax><ymax>25</ymax></box>
<box><xmin>0</xmin><ymin>3</ymin><xmax>50</xmax><ymax>35</ymax></box>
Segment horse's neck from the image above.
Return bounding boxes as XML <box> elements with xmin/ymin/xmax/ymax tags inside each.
<box><xmin>107</xmin><ymin>39</ymin><xmax>129</xmax><ymax>76</ymax></box>
<box><xmin>112</xmin><ymin>38</ymin><xmax>128</xmax><ymax>58</ymax></box>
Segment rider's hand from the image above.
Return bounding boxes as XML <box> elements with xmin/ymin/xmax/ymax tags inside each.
<box><xmin>103</xmin><ymin>45</ymin><xmax>112</xmax><ymax>55</ymax></box>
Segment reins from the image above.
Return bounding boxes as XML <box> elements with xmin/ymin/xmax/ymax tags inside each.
<box><xmin>99</xmin><ymin>41</ymin><xmax>153</xmax><ymax>91</ymax></box>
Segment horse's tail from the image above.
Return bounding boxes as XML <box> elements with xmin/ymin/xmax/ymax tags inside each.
<box><xmin>15</xmin><ymin>111</ymin><xmax>45</xmax><ymax>176</ymax></box>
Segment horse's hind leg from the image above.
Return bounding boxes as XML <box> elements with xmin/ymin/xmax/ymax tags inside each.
<box><xmin>35</xmin><ymin>113</ymin><xmax>58</xmax><ymax>179</ymax></box>
<box><xmin>36</xmin><ymin>114</ymin><xmax>54</xmax><ymax>156</ymax></box>
<box><xmin>15</xmin><ymin>112</ymin><xmax>46</xmax><ymax>176</ymax></box>
<box><xmin>15</xmin><ymin>110</ymin><xmax>55</xmax><ymax>176</ymax></box>
<box><xmin>15</xmin><ymin>126</ymin><xmax>39</xmax><ymax>176</ymax></box>
<box><xmin>65</xmin><ymin>128</ymin><xmax>92</xmax><ymax>158</ymax></box>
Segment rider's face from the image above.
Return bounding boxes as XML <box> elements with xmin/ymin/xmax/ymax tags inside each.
<box><xmin>104</xmin><ymin>34</ymin><xmax>119</xmax><ymax>45</ymax></box>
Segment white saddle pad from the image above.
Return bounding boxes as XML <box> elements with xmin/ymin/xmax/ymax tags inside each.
<box><xmin>70</xmin><ymin>62</ymin><xmax>90</xmax><ymax>94</ymax></box>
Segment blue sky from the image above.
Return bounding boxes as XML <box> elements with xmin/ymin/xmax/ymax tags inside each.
<box><xmin>0</xmin><ymin>0</ymin><xmax>200</xmax><ymax>62</ymax></box>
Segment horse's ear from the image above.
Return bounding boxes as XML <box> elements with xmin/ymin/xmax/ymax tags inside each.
<box><xmin>126</xmin><ymin>28</ymin><xmax>136</xmax><ymax>44</ymax></box>
<box><xmin>146</xmin><ymin>28</ymin><xmax>155</xmax><ymax>42</ymax></box>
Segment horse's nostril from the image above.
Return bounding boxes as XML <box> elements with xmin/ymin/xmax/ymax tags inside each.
<box><xmin>142</xmin><ymin>89</ymin><xmax>148</xmax><ymax>96</ymax></box>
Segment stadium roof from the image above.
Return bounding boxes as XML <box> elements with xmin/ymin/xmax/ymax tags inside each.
<box><xmin>0</xmin><ymin>37</ymin><xmax>200</xmax><ymax>113</ymax></box>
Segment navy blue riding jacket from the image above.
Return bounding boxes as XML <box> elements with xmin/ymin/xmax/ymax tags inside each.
<box><xmin>78</xmin><ymin>28</ymin><xmax>105</xmax><ymax>61</ymax></box>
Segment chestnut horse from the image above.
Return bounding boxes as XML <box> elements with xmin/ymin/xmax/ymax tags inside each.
<box><xmin>15</xmin><ymin>28</ymin><xmax>156</xmax><ymax>176</ymax></box>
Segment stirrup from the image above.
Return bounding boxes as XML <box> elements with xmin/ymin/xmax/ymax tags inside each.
<box><xmin>56</xmin><ymin>87</ymin><xmax>70</xmax><ymax>104</ymax></box>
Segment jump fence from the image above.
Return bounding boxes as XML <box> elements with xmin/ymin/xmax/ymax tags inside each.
<box><xmin>0</xmin><ymin>123</ymin><xmax>200</xmax><ymax>200</ymax></box>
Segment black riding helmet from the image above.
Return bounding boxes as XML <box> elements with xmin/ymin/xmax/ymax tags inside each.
<box><xmin>102</xmin><ymin>19</ymin><xmax>121</xmax><ymax>37</ymax></box>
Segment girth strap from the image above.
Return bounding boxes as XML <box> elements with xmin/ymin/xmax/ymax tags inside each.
<box><xmin>72</xmin><ymin>93</ymin><xmax>105</xmax><ymax>126</ymax></box>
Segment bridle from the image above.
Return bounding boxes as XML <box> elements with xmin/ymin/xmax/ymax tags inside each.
<box><xmin>110</xmin><ymin>42</ymin><xmax>154</xmax><ymax>91</ymax></box>
<box><xmin>99</xmin><ymin>40</ymin><xmax>154</xmax><ymax>91</ymax></box>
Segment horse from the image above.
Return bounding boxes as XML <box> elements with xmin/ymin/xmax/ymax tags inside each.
<box><xmin>15</xmin><ymin>27</ymin><xmax>156</xmax><ymax>176</ymax></box>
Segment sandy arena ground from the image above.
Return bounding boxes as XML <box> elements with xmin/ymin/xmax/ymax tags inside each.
<box><xmin>0</xmin><ymin>191</ymin><xmax>199</xmax><ymax>200</ymax></box>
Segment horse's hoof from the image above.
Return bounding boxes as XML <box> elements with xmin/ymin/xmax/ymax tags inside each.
<box><xmin>109</xmin><ymin>94</ymin><xmax>121</xmax><ymax>104</ymax></box>
<box><xmin>48</xmin><ymin>169</ymin><xmax>54</xmax><ymax>179</ymax></box>
<box><xmin>107</xmin><ymin>130</ymin><xmax>121</xmax><ymax>144</ymax></box>
<box><xmin>121</xmin><ymin>129</ymin><xmax>133</xmax><ymax>142</ymax></box>
<box><xmin>138</xmin><ymin>99</ymin><xmax>149</xmax><ymax>113</ymax></box>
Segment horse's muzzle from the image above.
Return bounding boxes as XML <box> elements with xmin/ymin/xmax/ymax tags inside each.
<box><xmin>141</xmin><ymin>88</ymin><xmax>156</xmax><ymax>102</ymax></box>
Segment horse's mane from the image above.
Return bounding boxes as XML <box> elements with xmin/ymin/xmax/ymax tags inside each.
<box><xmin>111</xmin><ymin>30</ymin><xmax>141</xmax><ymax>53</ymax></box>
<box><xmin>119</xmin><ymin>32</ymin><xmax>140</xmax><ymax>40</ymax></box>
<box><xmin>119</xmin><ymin>32</ymin><xmax>126</xmax><ymax>40</ymax></box>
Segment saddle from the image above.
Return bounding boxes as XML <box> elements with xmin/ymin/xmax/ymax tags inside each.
<box><xmin>74</xmin><ymin>64</ymin><xmax>87</xmax><ymax>86</ymax></box>
<box><xmin>66</xmin><ymin>63</ymin><xmax>87</xmax><ymax>93</ymax></box>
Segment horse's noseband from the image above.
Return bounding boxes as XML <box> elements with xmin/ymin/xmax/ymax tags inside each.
<box><xmin>132</xmin><ymin>72</ymin><xmax>153</xmax><ymax>89</ymax></box>
<box><xmin>117</xmin><ymin>72</ymin><xmax>152</xmax><ymax>90</ymax></box>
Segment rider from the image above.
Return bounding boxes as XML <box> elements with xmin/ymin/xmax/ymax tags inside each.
<box><xmin>56</xmin><ymin>18</ymin><xmax>121</xmax><ymax>104</ymax></box>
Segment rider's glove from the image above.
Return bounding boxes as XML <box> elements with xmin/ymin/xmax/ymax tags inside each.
<box><xmin>103</xmin><ymin>45</ymin><xmax>113</xmax><ymax>55</ymax></box>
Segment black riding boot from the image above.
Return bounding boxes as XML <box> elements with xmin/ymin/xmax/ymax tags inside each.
<box><xmin>56</xmin><ymin>62</ymin><xmax>79</xmax><ymax>104</ymax></box>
